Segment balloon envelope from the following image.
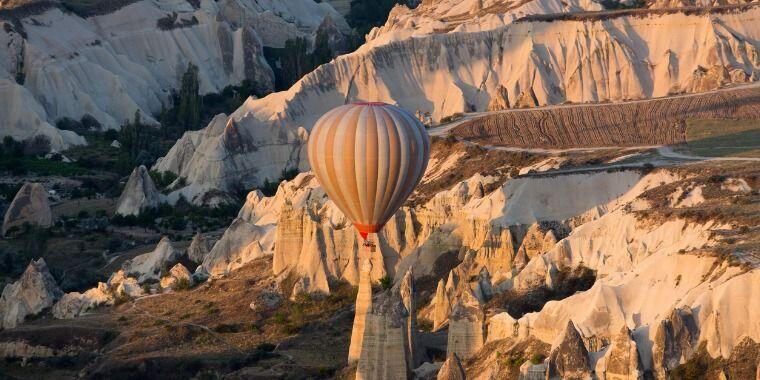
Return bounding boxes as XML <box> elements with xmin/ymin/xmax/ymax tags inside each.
<box><xmin>307</xmin><ymin>102</ymin><xmax>430</xmax><ymax>240</ymax></box>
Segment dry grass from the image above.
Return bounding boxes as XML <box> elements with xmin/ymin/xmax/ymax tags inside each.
<box><xmin>680</xmin><ymin>119</ymin><xmax>760</xmax><ymax>158</ymax></box>
<box><xmin>0</xmin><ymin>258</ymin><xmax>357</xmax><ymax>379</ymax></box>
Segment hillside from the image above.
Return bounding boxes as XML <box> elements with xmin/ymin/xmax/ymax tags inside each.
<box><xmin>155</xmin><ymin>3</ymin><xmax>760</xmax><ymax>203</ymax></box>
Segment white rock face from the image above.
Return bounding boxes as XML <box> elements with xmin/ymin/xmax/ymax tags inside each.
<box><xmin>356</xmin><ymin>287</ymin><xmax>413</xmax><ymax>380</ymax></box>
<box><xmin>0</xmin><ymin>259</ymin><xmax>62</xmax><ymax>329</ymax></box>
<box><xmin>52</xmin><ymin>284</ymin><xmax>109</xmax><ymax>320</ymax></box>
<box><xmin>115</xmin><ymin>165</ymin><xmax>161</xmax><ymax>216</ymax></box>
<box><xmin>158</xmin><ymin>6</ymin><xmax>760</xmax><ymax>198</ymax></box>
<box><xmin>202</xmin><ymin>168</ymin><xmax>677</xmax><ymax>297</ymax></box>
<box><xmin>122</xmin><ymin>237</ymin><xmax>181</xmax><ymax>283</ymax></box>
<box><xmin>159</xmin><ymin>263</ymin><xmax>193</xmax><ymax>290</ymax></box>
<box><xmin>2</xmin><ymin>182</ymin><xmax>52</xmax><ymax>236</ymax></box>
<box><xmin>153</xmin><ymin>116</ymin><xmax>309</xmax><ymax>204</ymax></box>
<box><xmin>437</xmin><ymin>353</ymin><xmax>466</xmax><ymax>380</ymax></box>
<box><xmin>447</xmin><ymin>291</ymin><xmax>485</xmax><ymax>360</ymax></box>
<box><xmin>187</xmin><ymin>232</ymin><xmax>210</xmax><ymax>264</ymax></box>
<box><xmin>0</xmin><ymin>0</ymin><xmax>348</xmax><ymax>149</ymax></box>
<box><xmin>596</xmin><ymin>326</ymin><xmax>644</xmax><ymax>380</ymax></box>
<box><xmin>366</xmin><ymin>0</ymin><xmax>603</xmax><ymax>47</ymax></box>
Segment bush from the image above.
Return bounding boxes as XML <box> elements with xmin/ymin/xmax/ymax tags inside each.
<box><xmin>378</xmin><ymin>275</ymin><xmax>393</xmax><ymax>290</ymax></box>
<box><xmin>80</xmin><ymin>114</ymin><xmax>102</xmax><ymax>131</ymax></box>
<box><xmin>173</xmin><ymin>277</ymin><xmax>191</xmax><ymax>291</ymax></box>
<box><xmin>23</xmin><ymin>135</ymin><xmax>51</xmax><ymax>156</ymax></box>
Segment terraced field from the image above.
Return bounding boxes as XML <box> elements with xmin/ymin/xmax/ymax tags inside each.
<box><xmin>681</xmin><ymin>119</ymin><xmax>760</xmax><ymax>158</ymax></box>
<box><xmin>450</xmin><ymin>86</ymin><xmax>760</xmax><ymax>149</ymax></box>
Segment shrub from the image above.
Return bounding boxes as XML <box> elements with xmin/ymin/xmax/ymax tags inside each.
<box><xmin>80</xmin><ymin>114</ymin><xmax>102</xmax><ymax>131</ymax></box>
<box><xmin>113</xmin><ymin>290</ymin><xmax>131</xmax><ymax>306</ymax></box>
<box><xmin>23</xmin><ymin>135</ymin><xmax>51</xmax><ymax>156</ymax></box>
<box><xmin>379</xmin><ymin>275</ymin><xmax>393</xmax><ymax>290</ymax></box>
<box><xmin>173</xmin><ymin>277</ymin><xmax>191</xmax><ymax>291</ymax></box>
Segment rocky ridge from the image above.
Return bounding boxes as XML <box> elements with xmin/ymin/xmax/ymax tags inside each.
<box><xmin>157</xmin><ymin>5</ymin><xmax>760</xmax><ymax>201</ymax></box>
<box><xmin>0</xmin><ymin>0</ymin><xmax>348</xmax><ymax>149</ymax></box>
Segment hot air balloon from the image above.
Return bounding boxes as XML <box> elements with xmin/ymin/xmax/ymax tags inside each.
<box><xmin>307</xmin><ymin>102</ymin><xmax>430</xmax><ymax>244</ymax></box>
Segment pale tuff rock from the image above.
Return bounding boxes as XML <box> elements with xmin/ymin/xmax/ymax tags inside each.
<box><xmin>187</xmin><ymin>232</ymin><xmax>210</xmax><ymax>264</ymax></box>
<box><xmin>486</xmin><ymin>312</ymin><xmax>518</xmax><ymax>342</ymax></box>
<box><xmin>194</xmin><ymin>168</ymin><xmax>674</xmax><ymax>291</ymax></box>
<box><xmin>356</xmin><ymin>287</ymin><xmax>412</xmax><ymax>380</ymax></box>
<box><xmin>160</xmin><ymin>7</ymin><xmax>760</xmax><ymax>197</ymax></box>
<box><xmin>106</xmin><ymin>269</ymin><xmax>144</xmax><ymax>298</ymax></box>
<box><xmin>153</xmin><ymin>114</ymin><xmax>309</xmax><ymax>204</ymax></box>
<box><xmin>348</xmin><ymin>260</ymin><xmax>374</xmax><ymax>364</ymax></box>
<box><xmin>396</xmin><ymin>268</ymin><xmax>423</xmax><ymax>369</ymax></box>
<box><xmin>447</xmin><ymin>291</ymin><xmax>485</xmax><ymax>360</ymax></box>
<box><xmin>546</xmin><ymin>320</ymin><xmax>592</xmax><ymax>380</ymax></box>
<box><xmin>122</xmin><ymin>237</ymin><xmax>181</xmax><ymax>283</ymax></box>
<box><xmin>473</xmin><ymin>268</ymin><xmax>493</xmax><ymax>304</ymax></box>
<box><xmin>2</xmin><ymin>182</ymin><xmax>52</xmax><ymax>236</ymax></box>
<box><xmin>652</xmin><ymin>307</ymin><xmax>699</xmax><ymax>379</ymax></box>
<box><xmin>52</xmin><ymin>284</ymin><xmax>110</xmax><ymax>319</ymax></box>
<box><xmin>315</xmin><ymin>14</ymin><xmax>349</xmax><ymax>56</ymax></box>
<box><xmin>115</xmin><ymin>166</ymin><xmax>160</xmax><ymax>216</ymax></box>
<box><xmin>721</xmin><ymin>178</ymin><xmax>751</xmax><ymax>193</ymax></box>
<box><xmin>437</xmin><ymin>353</ymin><xmax>466</xmax><ymax>380</ymax></box>
<box><xmin>429</xmin><ymin>254</ymin><xmax>483</xmax><ymax>331</ymax></box>
<box><xmin>366</xmin><ymin>0</ymin><xmax>603</xmax><ymax>47</ymax></box>
<box><xmin>517</xmin><ymin>223</ymin><xmax>560</xmax><ymax>260</ymax></box>
<box><xmin>432</xmin><ymin>279</ymin><xmax>452</xmax><ymax>331</ymax></box>
<box><xmin>487</xmin><ymin>85</ymin><xmax>510</xmax><ymax>111</ymax></box>
<box><xmin>598</xmin><ymin>326</ymin><xmax>644</xmax><ymax>380</ymax></box>
<box><xmin>0</xmin><ymin>0</ymin><xmax>348</xmax><ymax>149</ymax></box>
<box><xmin>115</xmin><ymin>277</ymin><xmax>144</xmax><ymax>298</ymax></box>
<box><xmin>0</xmin><ymin>259</ymin><xmax>62</xmax><ymax>329</ymax></box>
<box><xmin>159</xmin><ymin>264</ymin><xmax>193</xmax><ymax>290</ymax></box>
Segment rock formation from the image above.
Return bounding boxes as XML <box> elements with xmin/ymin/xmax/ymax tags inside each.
<box><xmin>52</xmin><ymin>284</ymin><xmax>109</xmax><ymax>319</ymax></box>
<box><xmin>157</xmin><ymin>5</ymin><xmax>760</xmax><ymax>198</ymax></box>
<box><xmin>486</xmin><ymin>312</ymin><xmax>518</xmax><ymax>342</ymax></box>
<box><xmin>487</xmin><ymin>85</ymin><xmax>510</xmax><ymax>111</ymax></box>
<box><xmin>545</xmin><ymin>320</ymin><xmax>591</xmax><ymax>380</ymax></box>
<box><xmin>2</xmin><ymin>182</ymin><xmax>52</xmax><ymax>236</ymax></box>
<box><xmin>0</xmin><ymin>259</ymin><xmax>62</xmax><ymax>329</ymax></box>
<box><xmin>432</xmin><ymin>279</ymin><xmax>452</xmax><ymax>331</ymax></box>
<box><xmin>437</xmin><ymin>353</ymin><xmax>466</xmax><ymax>380</ymax></box>
<box><xmin>356</xmin><ymin>287</ymin><xmax>412</xmax><ymax>380</ymax></box>
<box><xmin>0</xmin><ymin>0</ymin><xmax>348</xmax><ymax>149</ymax></box>
<box><xmin>187</xmin><ymin>232</ymin><xmax>210</xmax><ymax>264</ymax></box>
<box><xmin>396</xmin><ymin>268</ymin><xmax>422</xmax><ymax>369</ymax></box>
<box><xmin>348</xmin><ymin>260</ymin><xmax>374</xmax><ymax>364</ymax></box>
<box><xmin>115</xmin><ymin>166</ymin><xmax>160</xmax><ymax>216</ymax></box>
<box><xmin>517</xmin><ymin>223</ymin><xmax>560</xmax><ymax>260</ymax></box>
<box><xmin>652</xmin><ymin>307</ymin><xmax>699</xmax><ymax>378</ymax></box>
<box><xmin>122</xmin><ymin>237</ymin><xmax>181</xmax><ymax>283</ymax></box>
<box><xmin>599</xmin><ymin>326</ymin><xmax>644</xmax><ymax>380</ymax></box>
<box><xmin>159</xmin><ymin>264</ymin><xmax>193</xmax><ymax>290</ymax></box>
<box><xmin>447</xmin><ymin>291</ymin><xmax>484</xmax><ymax>360</ymax></box>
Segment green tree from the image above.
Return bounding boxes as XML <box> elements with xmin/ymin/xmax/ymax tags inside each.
<box><xmin>281</xmin><ymin>37</ymin><xmax>312</xmax><ymax>88</ymax></box>
<box><xmin>177</xmin><ymin>63</ymin><xmax>201</xmax><ymax>131</ymax></box>
<box><xmin>311</xmin><ymin>26</ymin><xmax>333</xmax><ymax>67</ymax></box>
